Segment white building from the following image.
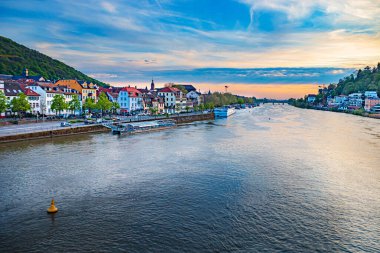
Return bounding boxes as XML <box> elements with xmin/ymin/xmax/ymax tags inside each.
<box><xmin>186</xmin><ymin>90</ymin><xmax>201</xmax><ymax>106</ymax></box>
<box><xmin>364</xmin><ymin>91</ymin><xmax>378</xmax><ymax>99</ymax></box>
<box><xmin>158</xmin><ymin>86</ymin><xmax>182</xmax><ymax>114</ymax></box>
<box><xmin>334</xmin><ymin>95</ymin><xmax>348</xmax><ymax>104</ymax></box>
<box><xmin>348</xmin><ymin>93</ymin><xmax>363</xmax><ymax>108</ymax></box>
<box><xmin>117</xmin><ymin>86</ymin><xmax>143</xmax><ymax>113</ymax></box>
<box><xmin>28</xmin><ymin>83</ymin><xmax>79</xmax><ymax>115</ymax></box>
<box><xmin>4</xmin><ymin>82</ymin><xmax>40</xmax><ymax>115</ymax></box>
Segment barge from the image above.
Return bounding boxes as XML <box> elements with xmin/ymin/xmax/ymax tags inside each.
<box><xmin>110</xmin><ymin>119</ymin><xmax>176</xmax><ymax>135</ymax></box>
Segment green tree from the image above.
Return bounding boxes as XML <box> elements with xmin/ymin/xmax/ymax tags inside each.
<box><xmin>83</xmin><ymin>97</ymin><xmax>96</xmax><ymax>114</ymax></box>
<box><xmin>0</xmin><ymin>91</ymin><xmax>7</xmax><ymax>114</ymax></box>
<box><xmin>193</xmin><ymin>105</ymin><xmax>199</xmax><ymax>112</ymax></box>
<box><xmin>237</xmin><ymin>98</ymin><xmax>244</xmax><ymax>104</ymax></box>
<box><xmin>185</xmin><ymin>106</ymin><xmax>190</xmax><ymax>112</ymax></box>
<box><xmin>10</xmin><ymin>92</ymin><xmax>30</xmax><ymax>118</ymax></box>
<box><xmin>51</xmin><ymin>94</ymin><xmax>67</xmax><ymax>115</ymax></box>
<box><xmin>111</xmin><ymin>101</ymin><xmax>120</xmax><ymax>115</ymax></box>
<box><xmin>149</xmin><ymin>107</ymin><xmax>158</xmax><ymax>115</ymax></box>
<box><xmin>96</xmin><ymin>93</ymin><xmax>112</xmax><ymax>117</ymax></box>
<box><xmin>68</xmin><ymin>94</ymin><xmax>81</xmax><ymax>115</ymax></box>
<box><xmin>172</xmin><ymin>84</ymin><xmax>188</xmax><ymax>94</ymax></box>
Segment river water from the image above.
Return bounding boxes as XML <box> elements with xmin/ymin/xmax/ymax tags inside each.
<box><xmin>0</xmin><ymin>105</ymin><xmax>379</xmax><ymax>252</ymax></box>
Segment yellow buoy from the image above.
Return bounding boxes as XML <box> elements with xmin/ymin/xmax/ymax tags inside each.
<box><xmin>47</xmin><ymin>199</ymin><xmax>58</xmax><ymax>213</ymax></box>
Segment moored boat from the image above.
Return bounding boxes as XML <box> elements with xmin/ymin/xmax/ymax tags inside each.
<box><xmin>110</xmin><ymin>119</ymin><xmax>176</xmax><ymax>135</ymax></box>
<box><xmin>214</xmin><ymin>107</ymin><xmax>236</xmax><ymax>118</ymax></box>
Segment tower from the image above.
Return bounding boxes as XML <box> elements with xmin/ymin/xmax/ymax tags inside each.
<box><xmin>150</xmin><ymin>79</ymin><xmax>155</xmax><ymax>91</ymax></box>
<box><xmin>23</xmin><ymin>68</ymin><xmax>29</xmax><ymax>77</ymax></box>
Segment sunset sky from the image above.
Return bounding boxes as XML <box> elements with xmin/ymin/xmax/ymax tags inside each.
<box><xmin>1</xmin><ymin>0</ymin><xmax>380</xmax><ymax>98</ymax></box>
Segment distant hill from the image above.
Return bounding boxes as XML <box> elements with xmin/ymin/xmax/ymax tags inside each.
<box><xmin>329</xmin><ymin>63</ymin><xmax>380</xmax><ymax>96</ymax></box>
<box><xmin>0</xmin><ymin>36</ymin><xmax>108</xmax><ymax>87</ymax></box>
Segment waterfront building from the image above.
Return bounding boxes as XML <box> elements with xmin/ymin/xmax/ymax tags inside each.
<box><xmin>158</xmin><ymin>86</ymin><xmax>182</xmax><ymax>114</ymax></box>
<box><xmin>370</xmin><ymin>104</ymin><xmax>380</xmax><ymax>113</ymax></box>
<box><xmin>55</xmin><ymin>79</ymin><xmax>97</xmax><ymax>103</ymax></box>
<box><xmin>364</xmin><ymin>98</ymin><xmax>380</xmax><ymax>112</ymax></box>
<box><xmin>348</xmin><ymin>93</ymin><xmax>363</xmax><ymax>108</ymax></box>
<box><xmin>334</xmin><ymin>95</ymin><xmax>348</xmax><ymax>105</ymax></box>
<box><xmin>117</xmin><ymin>86</ymin><xmax>143</xmax><ymax>113</ymax></box>
<box><xmin>186</xmin><ymin>90</ymin><xmax>202</xmax><ymax>106</ymax></box>
<box><xmin>364</xmin><ymin>91</ymin><xmax>379</xmax><ymax>99</ymax></box>
<box><xmin>3</xmin><ymin>82</ymin><xmax>41</xmax><ymax>115</ymax></box>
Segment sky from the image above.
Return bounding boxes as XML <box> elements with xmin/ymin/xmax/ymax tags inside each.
<box><xmin>1</xmin><ymin>0</ymin><xmax>380</xmax><ymax>98</ymax></box>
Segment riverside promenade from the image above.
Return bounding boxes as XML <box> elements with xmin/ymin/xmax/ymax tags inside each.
<box><xmin>0</xmin><ymin>112</ymin><xmax>214</xmax><ymax>143</ymax></box>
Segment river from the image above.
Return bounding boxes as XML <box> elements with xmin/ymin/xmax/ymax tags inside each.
<box><xmin>0</xmin><ymin>104</ymin><xmax>379</xmax><ymax>252</ymax></box>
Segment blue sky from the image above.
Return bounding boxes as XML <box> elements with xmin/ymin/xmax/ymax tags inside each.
<box><xmin>1</xmin><ymin>0</ymin><xmax>379</xmax><ymax>98</ymax></box>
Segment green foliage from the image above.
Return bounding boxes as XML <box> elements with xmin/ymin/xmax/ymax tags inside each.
<box><xmin>0</xmin><ymin>91</ymin><xmax>7</xmax><ymax>113</ymax></box>
<box><xmin>352</xmin><ymin>108</ymin><xmax>366</xmax><ymax>116</ymax></box>
<box><xmin>10</xmin><ymin>92</ymin><xmax>31</xmax><ymax>117</ymax></box>
<box><xmin>68</xmin><ymin>94</ymin><xmax>81</xmax><ymax>114</ymax></box>
<box><xmin>333</xmin><ymin>64</ymin><xmax>380</xmax><ymax>96</ymax></box>
<box><xmin>51</xmin><ymin>94</ymin><xmax>67</xmax><ymax>115</ymax></box>
<box><xmin>149</xmin><ymin>107</ymin><xmax>158</xmax><ymax>115</ymax></box>
<box><xmin>111</xmin><ymin>101</ymin><xmax>120</xmax><ymax>114</ymax></box>
<box><xmin>83</xmin><ymin>97</ymin><xmax>96</xmax><ymax>113</ymax></box>
<box><xmin>0</xmin><ymin>36</ymin><xmax>108</xmax><ymax>87</ymax></box>
<box><xmin>237</xmin><ymin>98</ymin><xmax>244</xmax><ymax>104</ymax></box>
<box><xmin>204</xmin><ymin>92</ymin><xmax>254</xmax><ymax>107</ymax></box>
<box><xmin>172</xmin><ymin>85</ymin><xmax>188</xmax><ymax>94</ymax></box>
<box><xmin>96</xmin><ymin>92</ymin><xmax>112</xmax><ymax>112</ymax></box>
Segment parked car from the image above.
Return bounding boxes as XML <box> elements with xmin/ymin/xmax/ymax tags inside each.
<box><xmin>84</xmin><ymin>120</ymin><xmax>95</xmax><ymax>125</ymax></box>
<box><xmin>60</xmin><ymin>122</ymin><xmax>72</xmax><ymax>127</ymax></box>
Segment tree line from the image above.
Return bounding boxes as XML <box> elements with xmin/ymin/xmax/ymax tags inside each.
<box><xmin>0</xmin><ymin>91</ymin><xmax>120</xmax><ymax>118</ymax></box>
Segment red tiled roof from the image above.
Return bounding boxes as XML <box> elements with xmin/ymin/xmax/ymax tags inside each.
<box><xmin>22</xmin><ymin>88</ymin><xmax>40</xmax><ymax>96</ymax></box>
<box><xmin>121</xmin><ymin>87</ymin><xmax>141</xmax><ymax>97</ymax></box>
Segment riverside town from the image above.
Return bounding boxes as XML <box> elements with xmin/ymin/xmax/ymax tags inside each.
<box><xmin>0</xmin><ymin>68</ymin><xmax>254</xmax><ymax>128</ymax></box>
<box><xmin>1</xmin><ymin>1</ymin><xmax>380</xmax><ymax>252</ymax></box>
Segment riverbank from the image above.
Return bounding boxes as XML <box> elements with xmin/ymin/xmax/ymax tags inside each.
<box><xmin>291</xmin><ymin>105</ymin><xmax>380</xmax><ymax>119</ymax></box>
<box><xmin>0</xmin><ymin>112</ymin><xmax>214</xmax><ymax>143</ymax></box>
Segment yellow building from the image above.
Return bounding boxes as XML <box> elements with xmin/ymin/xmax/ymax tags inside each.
<box><xmin>55</xmin><ymin>80</ymin><xmax>97</xmax><ymax>102</ymax></box>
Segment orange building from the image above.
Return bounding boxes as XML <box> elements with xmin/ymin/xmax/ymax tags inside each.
<box><xmin>55</xmin><ymin>80</ymin><xmax>97</xmax><ymax>102</ymax></box>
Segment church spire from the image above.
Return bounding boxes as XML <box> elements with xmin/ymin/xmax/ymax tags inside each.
<box><xmin>150</xmin><ymin>78</ymin><xmax>155</xmax><ymax>91</ymax></box>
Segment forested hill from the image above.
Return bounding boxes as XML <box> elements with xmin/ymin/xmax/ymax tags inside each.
<box><xmin>329</xmin><ymin>63</ymin><xmax>380</xmax><ymax>96</ymax></box>
<box><xmin>0</xmin><ymin>36</ymin><xmax>108</xmax><ymax>87</ymax></box>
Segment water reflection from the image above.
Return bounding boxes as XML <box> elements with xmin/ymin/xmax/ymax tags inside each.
<box><xmin>0</xmin><ymin>104</ymin><xmax>379</xmax><ymax>252</ymax></box>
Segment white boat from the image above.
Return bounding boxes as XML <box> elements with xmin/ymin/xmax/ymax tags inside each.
<box><xmin>214</xmin><ymin>107</ymin><xmax>236</xmax><ymax>118</ymax></box>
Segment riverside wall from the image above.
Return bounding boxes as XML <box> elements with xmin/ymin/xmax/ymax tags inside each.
<box><xmin>0</xmin><ymin>113</ymin><xmax>215</xmax><ymax>143</ymax></box>
<box><xmin>0</xmin><ymin>125</ymin><xmax>109</xmax><ymax>143</ymax></box>
<box><xmin>174</xmin><ymin>112</ymin><xmax>214</xmax><ymax>124</ymax></box>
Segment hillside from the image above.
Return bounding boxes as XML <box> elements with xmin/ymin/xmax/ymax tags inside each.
<box><xmin>329</xmin><ymin>63</ymin><xmax>380</xmax><ymax>96</ymax></box>
<box><xmin>0</xmin><ymin>36</ymin><xmax>108</xmax><ymax>87</ymax></box>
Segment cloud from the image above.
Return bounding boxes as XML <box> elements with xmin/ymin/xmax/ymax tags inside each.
<box><xmin>328</xmin><ymin>69</ymin><xmax>345</xmax><ymax>75</ymax></box>
<box><xmin>101</xmin><ymin>1</ymin><xmax>117</xmax><ymax>13</ymax></box>
<box><xmin>88</xmin><ymin>73</ymin><xmax>118</xmax><ymax>79</ymax></box>
<box><xmin>239</xmin><ymin>0</ymin><xmax>380</xmax><ymax>24</ymax></box>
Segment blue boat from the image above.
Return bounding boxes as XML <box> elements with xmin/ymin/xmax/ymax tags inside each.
<box><xmin>214</xmin><ymin>107</ymin><xmax>236</xmax><ymax>118</ymax></box>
